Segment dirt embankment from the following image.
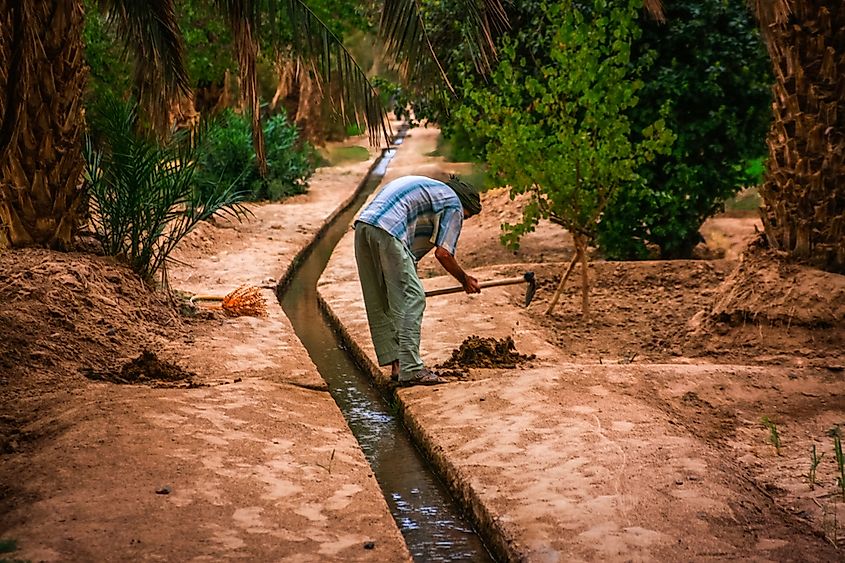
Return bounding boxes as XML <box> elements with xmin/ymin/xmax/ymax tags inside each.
<box><xmin>0</xmin><ymin>148</ymin><xmax>410</xmax><ymax>562</ymax></box>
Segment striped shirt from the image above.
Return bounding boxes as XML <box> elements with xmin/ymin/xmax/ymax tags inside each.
<box><xmin>355</xmin><ymin>175</ymin><xmax>463</xmax><ymax>261</ymax></box>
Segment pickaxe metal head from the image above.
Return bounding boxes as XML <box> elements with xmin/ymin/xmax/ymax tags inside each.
<box><xmin>523</xmin><ymin>271</ymin><xmax>536</xmax><ymax>307</ymax></box>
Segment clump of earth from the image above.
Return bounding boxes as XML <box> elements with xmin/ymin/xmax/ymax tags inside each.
<box><xmin>439</xmin><ymin>335</ymin><xmax>536</xmax><ymax>369</ymax></box>
<box><xmin>82</xmin><ymin>350</ymin><xmax>199</xmax><ymax>387</ymax></box>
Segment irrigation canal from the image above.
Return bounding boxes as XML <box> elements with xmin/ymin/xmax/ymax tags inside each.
<box><xmin>279</xmin><ymin>138</ymin><xmax>494</xmax><ymax>561</ymax></box>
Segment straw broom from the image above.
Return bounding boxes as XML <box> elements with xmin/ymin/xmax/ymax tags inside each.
<box><xmin>190</xmin><ymin>285</ymin><xmax>269</xmax><ymax>317</ymax></box>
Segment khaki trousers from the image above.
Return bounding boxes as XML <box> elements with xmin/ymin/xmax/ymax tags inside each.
<box><xmin>353</xmin><ymin>222</ymin><xmax>425</xmax><ymax>380</ymax></box>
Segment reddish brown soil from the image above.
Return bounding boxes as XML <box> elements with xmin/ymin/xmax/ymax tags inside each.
<box><xmin>1</xmin><ymin>126</ymin><xmax>843</xmax><ymax>558</ymax></box>
<box><xmin>0</xmin><ymin>249</ymin><xmax>192</xmax><ymax>453</ymax></box>
<box><xmin>438</xmin><ymin>335</ymin><xmax>536</xmax><ymax>369</ymax></box>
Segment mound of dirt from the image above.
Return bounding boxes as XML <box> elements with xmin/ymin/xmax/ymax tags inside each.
<box><xmin>705</xmin><ymin>248</ymin><xmax>845</xmax><ymax>328</ymax></box>
<box><xmin>81</xmin><ymin>350</ymin><xmax>198</xmax><ymax>387</ymax></box>
<box><xmin>0</xmin><ymin>249</ymin><xmax>184</xmax><ymax>381</ymax></box>
<box><xmin>439</xmin><ymin>335</ymin><xmax>536</xmax><ymax>369</ymax></box>
<box><xmin>680</xmin><ymin>248</ymin><xmax>845</xmax><ymax>364</ymax></box>
<box><xmin>0</xmin><ymin>248</ymin><xmax>189</xmax><ymax>448</ymax></box>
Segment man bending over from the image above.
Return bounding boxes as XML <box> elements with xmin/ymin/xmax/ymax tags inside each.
<box><xmin>353</xmin><ymin>174</ymin><xmax>482</xmax><ymax>386</ymax></box>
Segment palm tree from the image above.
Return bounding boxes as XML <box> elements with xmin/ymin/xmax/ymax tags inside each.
<box><xmin>0</xmin><ymin>1</ymin><xmax>89</xmax><ymax>250</ymax></box>
<box><xmin>0</xmin><ymin>0</ymin><xmax>505</xmax><ymax>250</ymax></box>
<box><xmin>751</xmin><ymin>1</ymin><xmax>844</xmax><ymax>273</ymax></box>
<box><xmin>638</xmin><ymin>1</ymin><xmax>843</xmax><ymax>273</ymax></box>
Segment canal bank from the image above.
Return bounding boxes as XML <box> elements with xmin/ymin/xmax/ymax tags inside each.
<box><xmin>278</xmin><ymin>133</ymin><xmax>496</xmax><ymax>561</ymax></box>
<box><xmin>0</xmin><ymin>137</ymin><xmax>412</xmax><ymax>562</ymax></box>
<box><xmin>316</xmin><ymin>126</ymin><xmax>841</xmax><ymax>561</ymax></box>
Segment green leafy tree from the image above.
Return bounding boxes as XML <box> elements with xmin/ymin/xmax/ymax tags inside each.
<box><xmin>598</xmin><ymin>1</ymin><xmax>772</xmax><ymax>259</ymax></box>
<box><xmin>453</xmin><ymin>0</ymin><xmax>673</xmax><ymax>316</ymax></box>
<box><xmin>83</xmin><ymin>4</ymin><xmax>132</xmax><ymax>102</ymax></box>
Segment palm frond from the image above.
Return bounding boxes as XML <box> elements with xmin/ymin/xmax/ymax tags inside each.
<box><xmin>214</xmin><ymin>0</ymin><xmax>268</xmax><ymax>174</ymax></box>
<box><xmin>97</xmin><ymin>0</ymin><xmax>190</xmax><ymax>134</ymax></box>
<box><xmin>84</xmin><ymin>97</ymin><xmax>250</xmax><ymax>284</ymax></box>
<box><xmin>284</xmin><ymin>0</ymin><xmax>391</xmax><ymax>145</ymax></box>
<box><xmin>642</xmin><ymin>0</ymin><xmax>665</xmax><ymax>23</ymax></box>
<box><xmin>380</xmin><ymin>0</ymin><xmax>508</xmax><ymax>82</ymax></box>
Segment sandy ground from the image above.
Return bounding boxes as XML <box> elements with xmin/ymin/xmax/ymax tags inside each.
<box><xmin>1</xmin><ymin>122</ymin><xmax>843</xmax><ymax>562</ymax></box>
<box><xmin>319</xmin><ymin>126</ymin><xmax>844</xmax><ymax>561</ymax></box>
<box><xmin>0</xmin><ymin>143</ymin><xmax>410</xmax><ymax>562</ymax></box>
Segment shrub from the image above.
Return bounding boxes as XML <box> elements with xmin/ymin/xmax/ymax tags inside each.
<box><xmin>597</xmin><ymin>1</ymin><xmax>772</xmax><ymax>259</ymax></box>
<box><xmin>194</xmin><ymin>110</ymin><xmax>317</xmax><ymax>201</ymax></box>
<box><xmin>262</xmin><ymin>113</ymin><xmax>318</xmax><ymax>198</ymax></box>
<box><xmin>436</xmin><ymin>0</ymin><xmax>771</xmax><ymax>260</ymax></box>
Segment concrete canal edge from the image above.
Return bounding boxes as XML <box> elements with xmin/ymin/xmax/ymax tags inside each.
<box><xmin>316</xmin><ymin>293</ymin><xmax>525</xmax><ymax>562</ymax></box>
<box><xmin>274</xmin><ymin>138</ymin><xmax>524</xmax><ymax>561</ymax></box>
<box><xmin>275</xmin><ymin>148</ymin><xmax>391</xmax><ymax>296</ymax></box>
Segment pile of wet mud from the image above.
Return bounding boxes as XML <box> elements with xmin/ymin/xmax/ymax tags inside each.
<box><xmin>82</xmin><ymin>350</ymin><xmax>201</xmax><ymax>387</ymax></box>
<box><xmin>439</xmin><ymin>335</ymin><xmax>535</xmax><ymax>369</ymax></box>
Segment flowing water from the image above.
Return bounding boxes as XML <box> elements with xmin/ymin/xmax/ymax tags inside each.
<box><xmin>280</xmin><ymin>142</ymin><xmax>494</xmax><ymax>561</ymax></box>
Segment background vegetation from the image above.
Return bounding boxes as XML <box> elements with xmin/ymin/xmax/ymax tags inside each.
<box><xmin>418</xmin><ymin>0</ymin><xmax>772</xmax><ymax>260</ymax></box>
<box><xmin>598</xmin><ymin>0</ymin><xmax>772</xmax><ymax>259</ymax></box>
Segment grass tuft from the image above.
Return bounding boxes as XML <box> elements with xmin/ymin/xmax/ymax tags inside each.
<box><xmin>761</xmin><ymin>416</ymin><xmax>782</xmax><ymax>456</ymax></box>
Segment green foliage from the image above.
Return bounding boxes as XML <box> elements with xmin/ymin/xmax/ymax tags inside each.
<box><xmin>179</xmin><ymin>0</ymin><xmax>235</xmax><ymax>85</ymax></box>
<box><xmin>834</xmin><ymin>427</ymin><xmax>845</xmax><ymax>501</ymax></box>
<box><xmin>451</xmin><ymin>0</ymin><xmax>673</xmax><ymax>251</ymax></box>
<box><xmin>761</xmin><ymin>416</ymin><xmax>782</xmax><ymax>456</ymax></box>
<box><xmin>433</xmin><ymin>130</ymin><xmax>484</xmax><ymax>164</ymax></box>
<box><xmin>83</xmin><ymin>4</ymin><xmax>132</xmax><ymax>101</ymax></box>
<box><xmin>83</xmin><ymin>98</ymin><xmax>251</xmax><ymax>284</ymax></box>
<box><xmin>194</xmin><ymin>110</ymin><xmax>317</xmax><ymax>201</ymax></box>
<box><xmin>263</xmin><ymin>112</ymin><xmax>319</xmax><ymax>197</ymax></box>
<box><xmin>597</xmin><ymin>1</ymin><xmax>772</xmax><ymax>259</ymax></box>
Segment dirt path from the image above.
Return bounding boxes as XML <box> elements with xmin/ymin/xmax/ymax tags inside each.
<box><xmin>319</xmin><ymin>126</ymin><xmax>843</xmax><ymax>561</ymax></box>
<box><xmin>0</xmin><ymin>144</ymin><xmax>410</xmax><ymax>562</ymax></box>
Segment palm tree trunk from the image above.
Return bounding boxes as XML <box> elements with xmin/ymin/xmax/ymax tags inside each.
<box><xmin>0</xmin><ymin>0</ymin><xmax>87</xmax><ymax>249</ymax></box>
<box><xmin>754</xmin><ymin>1</ymin><xmax>845</xmax><ymax>273</ymax></box>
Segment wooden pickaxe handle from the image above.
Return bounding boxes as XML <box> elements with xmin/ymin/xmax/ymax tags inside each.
<box><xmin>424</xmin><ymin>273</ymin><xmax>534</xmax><ymax>297</ymax></box>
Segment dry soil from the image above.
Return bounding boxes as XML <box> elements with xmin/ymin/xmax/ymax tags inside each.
<box><xmin>1</xmin><ymin>124</ymin><xmax>844</xmax><ymax>562</ymax></box>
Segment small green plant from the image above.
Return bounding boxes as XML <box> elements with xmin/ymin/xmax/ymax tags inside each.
<box><xmin>0</xmin><ymin>538</ymin><xmax>29</xmax><ymax>563</ymax></box>
<box><xmin>809</xmin><ymin>444</ymin><xmax>825</xmax><ymax>489</ymax></box>
<box><xmin>834</xmin><ymin>430</ymin><xmax>845</xmax><ymax>501</ymax></box>
<box><xmin>84</xmin><ymin>97</ymin><xmax>251</xmax><ymax>284</ymax></box>
<box><xmin>761</xmin><ymin>416</ymin><xmax>781</xmax><ymax>456</ymax></box>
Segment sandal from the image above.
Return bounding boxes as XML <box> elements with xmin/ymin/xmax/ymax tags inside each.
<box><xmin>398</xmin><ymin>368</ymin><xmax>447</xmax><ymax>387</ymax></box>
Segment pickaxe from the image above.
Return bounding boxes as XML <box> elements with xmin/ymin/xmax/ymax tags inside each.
<box><xmin>424</xmin><ymin>271</ymin><xmax>537</xmax><ymax>307</ymax></box>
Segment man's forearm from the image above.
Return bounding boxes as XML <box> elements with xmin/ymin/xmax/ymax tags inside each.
<box><xmin>434</xmin><ymin>246</ymin><xmax>480</xmax><ymax>293</ymax></box>
<box><xmin>435</xmin><ymin>250</ymin><xmax>467</xmax><ymax>284</ymax></box>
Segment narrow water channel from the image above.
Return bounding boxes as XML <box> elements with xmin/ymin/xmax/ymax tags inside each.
<box><xmin>280</xmin><ymin>143</ymin><xmax>494</xmax><ymax>562</ymax></box>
